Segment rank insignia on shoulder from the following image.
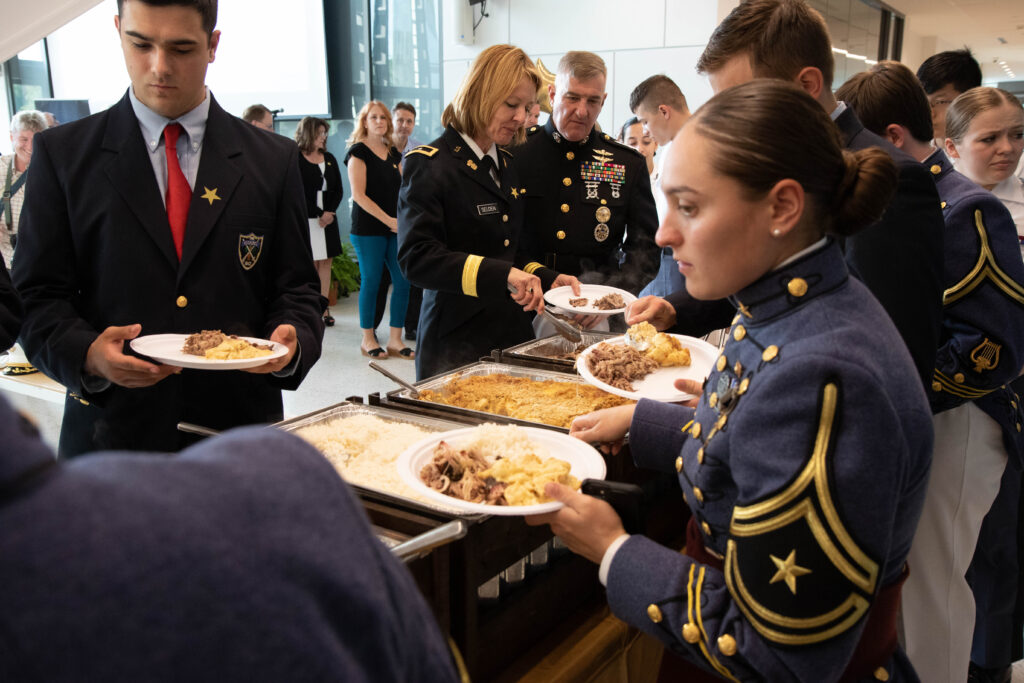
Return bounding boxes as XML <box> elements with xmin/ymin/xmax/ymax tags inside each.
<box><xmin>724</xmin><ymin>381</ymin><xmax>880</xmax><ymax>646</ymax></box>
<box><xmin>405</xmin><ymin>145</ymin><xmax>438</xmax><ymax>158</ymax></box>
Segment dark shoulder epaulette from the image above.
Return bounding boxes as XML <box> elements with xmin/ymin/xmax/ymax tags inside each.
<box><xmin>526</xmin><ymin>125</ymin><xmax>541</xmax><ymax>136</ymax></box>
<box><xmin>405</xmin><ymin>145</ymin><xmax>438</xmax><ymax>159</ymax></box>
<box><xmin>599</xmin><ymin>133</ymin><xmax>644</xmax><ymax>157</ymax></box>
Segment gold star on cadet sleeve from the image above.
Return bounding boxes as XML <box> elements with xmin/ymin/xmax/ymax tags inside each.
<box><xmin>769</xmin><ymin>550</ymin><xmax>812</xmax><ymax>594</ymax></box>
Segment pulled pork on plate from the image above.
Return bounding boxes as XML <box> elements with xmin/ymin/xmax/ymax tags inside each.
<box><xmin>593</xmin><ymin>292</ymin><xmax>626</xmax><ymax>310</ymax></box>
<box><xmin>585</xmin><ymin>342</ymin><xmax>660</xmax><ymax>391</ymax></box>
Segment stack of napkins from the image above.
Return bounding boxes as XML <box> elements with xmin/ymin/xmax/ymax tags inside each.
<box><xmin>2</xmin><ymin>344</ymin><xmax>38</xmax><ymax>376</ymax></box>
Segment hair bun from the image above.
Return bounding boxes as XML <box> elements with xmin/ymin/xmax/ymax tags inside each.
<box><xmin>830</xmin><ymin>148</ymin><xmax>897</xmax><ymax>237</ymax></box>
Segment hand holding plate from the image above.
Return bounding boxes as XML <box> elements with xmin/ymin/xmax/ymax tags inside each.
<box><xmin>625</xmin><ymin>295</ymin><xmax>677</xmax><ymax>331</ymax></box>
<box><xmin>244</xmin><ymin>324</ymin><xmax>297</xmax><ymax>374</ymax></box>
<box><xmin>569</xmin><ymin>404</ymin><xmax>635</xmax><ymax>455</ymax></box>
<box><xmin>525</xmin><ymin>482</ymin><xmax>626</xmax><ymax>565</ymax></box>
<box><xmin>85</xmin><ymin>324</ymin><xmax>178</xmax><ymax>388</ymax></box>
<box><xmin>673</xmin><ymin>378</ymin><xmax>704</xmax><ymax>407</ymax></box>
<box><xmin>550</xmin><ymin>273</ymin><xmax>581</xmax><ymax>296</ymax></box>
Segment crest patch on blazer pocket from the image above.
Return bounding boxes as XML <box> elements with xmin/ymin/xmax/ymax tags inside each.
<box><xmin>239</xmin><ymin>233</ymin><xmax>264</xmax><ymax>270</ymax></box>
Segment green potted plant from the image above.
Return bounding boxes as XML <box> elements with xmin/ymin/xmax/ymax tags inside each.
<box><xmin>329</xmin><ymin>240</ymin><xmax>361</xmax><ymax>305</ymax></box>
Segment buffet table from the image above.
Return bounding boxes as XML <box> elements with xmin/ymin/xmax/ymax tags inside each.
<box><xmin>0</xmin><ymin>368</ymin><xmax>65</xmax><ymax>404</ymax></box>
<box><xmin>274</xmin><ymin>331</ymin><xmax>692</xmax><ymax>682</ymax></box>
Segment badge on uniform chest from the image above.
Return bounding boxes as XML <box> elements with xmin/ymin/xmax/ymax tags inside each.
<box><xmin>711</xmin><ymin>368</ymin><xmax>747</xmax><ymax>417</ymax></box>
<box><xmin>580</xmin><ymin>150</ymin><xmax>626</xmax><ymax>200</ymax></box>
<box><xmin>477</xmin><ymin>203</ymin><xmax>499</xmax><ymax>216</ymax></box>
<box><xmin>239</xmin><ymin>233</ymin><xmax>264</xmax><ymax>271</ymax></box>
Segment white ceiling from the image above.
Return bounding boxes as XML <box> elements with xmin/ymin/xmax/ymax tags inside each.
<box><xmin>890</xmin><ymin>0</ymin><xmax>1024</xmax><ymax>82</ymax></box>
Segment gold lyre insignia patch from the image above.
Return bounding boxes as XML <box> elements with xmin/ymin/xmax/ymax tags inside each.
<box><xmin>970</xmin><ymin>338</ymin><xmax>1001</xmax><ymax>373</ymax></box>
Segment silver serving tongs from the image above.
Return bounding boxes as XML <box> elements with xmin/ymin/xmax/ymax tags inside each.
<box><xmin>368</xmin><ymin>360</ymin><xmax>420</xmax><ymax>397</ymax></box>
<box><xmin>507</xmin><ymin>283</ymin><xmax>582</xmax><ymax>343</ymax></box>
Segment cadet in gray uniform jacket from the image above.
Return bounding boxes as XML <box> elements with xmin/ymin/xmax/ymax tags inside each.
<box><xmin>0</xmin><ymin>396</ymin><xmax>458</xmax><ymax>683</ymax></box>
<box><xmin>531</xmin><ymin>82</ymin><xmax>933</xmax><ymax>682</ymax></box>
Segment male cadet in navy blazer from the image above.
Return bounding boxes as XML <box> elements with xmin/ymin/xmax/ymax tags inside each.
<box><xmin>14</xmin><ymin>0</ymin><xmax>324</xmax><ymax>456</ymax></box>
<box><xmin>837</xmin><ymin>61</ymin><xmax>1024</xmax><ymax>683</ymax></box>
<box><xmin>0</xmin><ymin>258</ymin><xmax>20</xmax><ymax>350</ymax></box>
<box><xmin>627</xmin><ymin>0</ymin><xmax>945</xmax><ymax>392</ymax></box>
<box><xmin>0</xmin><ymin>396</ymin><xmax>459</xmax><ymax>682</ymax></box>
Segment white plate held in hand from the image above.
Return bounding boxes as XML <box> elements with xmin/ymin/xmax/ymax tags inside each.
<box><xmin>129</xmin><ymin>334</ymin><xmax>287</xmax><ymax>370</ymax></box>
<box><xmin>396</xmin><ymin>426</ymin><xmax>607</xmax><ymax>516</ymax></box>
<box><xmin>544</xmin><ymin>284</ymin><xmax>637</xmax><ymax>316</ymax></box>
<box><xmin>576</xmin><ymin>334</ymin><xmax>717</xmax><ymax>402</ymax></box>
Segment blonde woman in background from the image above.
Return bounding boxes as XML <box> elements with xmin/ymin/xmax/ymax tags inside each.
<box><xmin>344</xmin><ymin>101</ymin><xmax>411</xmax><ymax>359</ymax></box>
<box><xmin>396</xmin><ymin>44</ymin><xmax>579</xmax><ymax>379</ymax></box>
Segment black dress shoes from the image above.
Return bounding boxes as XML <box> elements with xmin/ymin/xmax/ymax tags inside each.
<box><xmin>967</xmin><ymin>662</ymin><xmax>1012</xmax><ymax>683</ymax></box>
<box><xmin>404</xmin><ymin>328</ymin><xmax>416</xmax><ymax>341</ymax></box>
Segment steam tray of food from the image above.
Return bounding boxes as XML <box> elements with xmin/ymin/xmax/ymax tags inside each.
<box><xmin>277</xmin><ymin>402</ymin><xmax>470</xmax><ymax>514</ymax></box>
<box><xmin>500</xmin><ymin>331</ymin><xmax>618</xmax><ymax>368</ymax></box>
<box><xmin>392</xmin><ymin>362</ymin><xmax>632</xmax><ymax>430</ymax></box>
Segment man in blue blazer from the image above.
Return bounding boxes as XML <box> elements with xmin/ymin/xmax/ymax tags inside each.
<box><xmin>0</xmin><ymin>396</ymin><xmax>458</xmax><ymax>682</ymax></box>
<box><xmin>626</xmin><ymin>0</ymin><xmax>944</xmax><ymax>394</ymax></box>
<box><xmin>0</xmin><ymin>258</ymin><xmax>20</xmax><ymax>350</ymax></box>
<box><xmin>13</xmin><ymin>0</ymin><xmax>324</xmax><ymax>456</ymax></box>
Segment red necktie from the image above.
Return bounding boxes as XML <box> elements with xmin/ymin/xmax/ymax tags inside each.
<box><xmin>163</xmin><ymin>123</ymin><xmax>190</xmax><ymax>260</ymax></box>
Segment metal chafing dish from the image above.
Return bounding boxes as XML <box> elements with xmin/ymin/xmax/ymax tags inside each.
<box><xmin>380</xmin><ymin>359</ymin><xmax>623</xmax><ymax>433</ymax></box>
<box><xmin>274</xmin><ymin>400</ymin><xmax>477</xmax><ymax>516</ymax></box>
<box><xmin>496</xmin><ymin>331</ymin><xmax>618</xmax><ymax>372</ymax></box>
<box><xmin>274</xmin><ymin>397</ymin><xmax>609</xmax><ymax>681</ymax></box>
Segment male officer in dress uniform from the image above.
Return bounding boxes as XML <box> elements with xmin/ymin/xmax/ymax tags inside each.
<box><xmin>837</xmin><ymin>62</ymin><xmax>1024</xmax><ymax>683</ymax></box>
<box><xmin>0</xmin><ymin>396</ymin><xmax>459</xmax><ymax>682</ymax></box>
<box><xmin>13</xmin><ymin>0</ymin><xmax>324</xmax><ymax>456</ymax></box>
<box><xmin>512</xmin><ymin>51</ymin><xmax>659</xmax><ymax>293</ymax></box>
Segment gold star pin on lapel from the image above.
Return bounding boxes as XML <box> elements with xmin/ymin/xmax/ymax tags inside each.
<box><xmin>769</xmin><ymin>550</ymin><xmax>812</xmax><ymax>594</ymax></box>
<box><xmin>200</xmin><ymin>187</ymin><xmax>221</xmax><ymax>205</ymax></box>
<box><xmin>511</xmin><ymin>188</ymin><xmax>519</xmax><ymax>199</ymax></box>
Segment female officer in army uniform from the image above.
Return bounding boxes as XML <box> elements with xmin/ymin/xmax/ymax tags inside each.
<box><xmin>530</xmin><ymin>81</ymin><xmax>934</xmax><ymax>682</ymax></box>
<box><xmin>398</xmin><ymin>45</ymin><xmax>578</xmax><ymax>380</ymax></box>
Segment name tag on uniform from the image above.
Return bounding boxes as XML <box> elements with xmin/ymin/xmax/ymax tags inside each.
<box><xmin>477</xmin><ymin>203</ymin><xmax>499</xmax><ymax>216</ymax></box>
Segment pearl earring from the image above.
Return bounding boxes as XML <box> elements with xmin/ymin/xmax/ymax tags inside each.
<box><xmin>772</xmin><ymin>229</ymin><xmax>782</xmax><ymax>237</ymax></box>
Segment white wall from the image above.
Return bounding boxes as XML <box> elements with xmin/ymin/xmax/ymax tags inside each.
<box><xmin>441</xmin><ymin>0</ymin><xmax>739</xmax><ymax>136</ymax></box>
